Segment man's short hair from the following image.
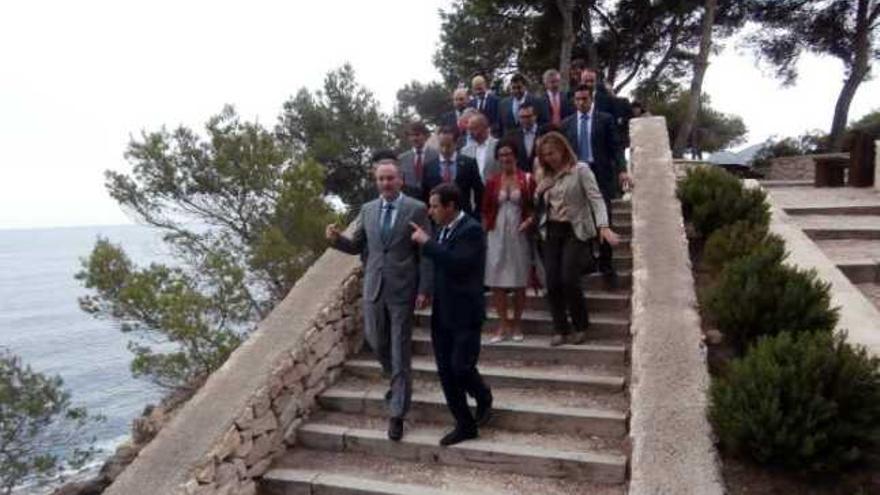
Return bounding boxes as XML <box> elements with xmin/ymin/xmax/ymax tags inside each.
<box><xmin>407</xmin><ymin>121</ymin><xmax>430</xmax><ymax>136</ymax></box>
<box><xmin>430</xmin><ymin>182</ymin><xmax>462</xmax><ymax>210</ymax></box>
<box><xmin>510</xmin><ymin>73</ymin><xmax>528</xmax><ymax>86</ymax></box>
<box><xmin>573</xmin><ymin>84</ymin><xmax>593</xmax><ymax>95</ymax></box>
<box><xmin>471</xmin><ymin>75</ymin><xmax>486</xmax><ymax>87</ymax></box>
<box><xmin>542</xmin><ymin>69</ymin><xmax>560</xmax><ymax>84</ymax></box>
<box><xmin>468</xmin><ymin>112</ymin><xmax>488</xmax><ymax>126</ymax></box>
<box><xmin>518</xmin><ymin>101</ymin><xmax>536</xmax><ymax>114</ymax></box>
<box><xmin>371</xmin><ymin>149</ymin><xmax>399</xmax><ymax>165</ymax></box>
<box><xmin>570</xmin><ymin>59</ymin><xmax>587</xmax><ymax>70</ymax></box>
<box><xmin>453</xmin><ymin>87</ymin><xmax>469</xmax><ymax>98</ymax></box>
<box><xmin>438</xmin><ymin>125</ymin><xmax>459</xmax><ymax>138</ymax></box>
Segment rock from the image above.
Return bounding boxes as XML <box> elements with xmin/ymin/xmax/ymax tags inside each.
<box><xmin>234</xmin><ymin>434</ymin><xmax>254</xmax><ymax>458</ymax></box>
<box><xmin>50</xmin><ymin>478</ymin><xmax>107</xmax><ymax>495</ymax></box>
<box><xmin>234</xmin><ymin>406</ymin><xmax>255</xmax><ymax>430</ymax></box>
<box><xmin>245</xmin><ymin>458</ymin><xmax>272</xmax><ymax>478</ymax></box>
<box><xmin>235</xmin><ymin>480</ymin><xmax>258</xmax><ymax>495</ymax></box>
<box><xmin>195</xmin><ymin>459</ymin><xmax>216</xmax><ymax>484</ymax></box>
<box><xmin>211</xmin><ymin>427</ymin><xmax>241</xmax><ymax>461</ymax></box>
<box><xmin>251</xmin><ymin>411</ymin><xmax>278</xmax><ymax>435</ymax></box>
<box><xmin>99</xmin><ymin>443</ymin><xmax>140</xmax><ymax>481</ymax></box>
<box><xmin>215</xmin><ymin>461</ymin><xmax>239</xmax><ymax>486</ymax></box>
<box><xmin>252</xmin><ymin>389</ymin><xmax>272</xmax><ymax>419</ymax></box>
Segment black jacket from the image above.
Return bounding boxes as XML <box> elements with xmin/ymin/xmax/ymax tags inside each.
<box><xmin>561</xmin><ymin>110</ymin><xmax>626</xmax><ymax>200</ymax></box>
<box><xmin>422</xmin><ymin>154</ymin><xmax>485</xmax><ymax>220</ymax></box>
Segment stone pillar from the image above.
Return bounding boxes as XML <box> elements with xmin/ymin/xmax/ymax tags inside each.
<box><xmin>875</xmin><ymin>140</ymin><xmax>880</xmax><ymax>192</ymax></box>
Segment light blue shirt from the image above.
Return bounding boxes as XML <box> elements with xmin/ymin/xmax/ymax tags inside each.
<box><xmin>380</xmin><ymin>193</ymin><xmax>404</xmax><ymax>230</ymax></box>
<box><xmin>576</xmin><ymin>110</ymin><xmax>594</xmax><ymax>163</ymax></box>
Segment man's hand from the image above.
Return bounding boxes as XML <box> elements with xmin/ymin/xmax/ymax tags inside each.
<box><xmin>518</xmin><ymin>216</ymin><xmax>534</xmax><ymax>233</ymax></box>
<box><xmin>325</xmin><ymin>223</ymin><xmax>341</xmax><ymax>242</ymax></box>
<box><xmin>415</xmin><ymin>293</ymin><xmax>431</xmax><ymax>310</ymax></box>
<box><xmin>536</xmin><ymin>177</ymin><xmax>556</xmax><ymax>195</ymax></box>
<box><xmin>619</xmin><ymin>172</ymin><xmax>634</xmax><ymax>192</ymax></box>
<box><xmin>410</xmin><ymin>222</ymin><xmax>430</xmax><ymax>245</ymax></box>
<box><xmin>599</xmin><ymin>226</ymin><xmax>620</xmax><ymax>247</ymax></box>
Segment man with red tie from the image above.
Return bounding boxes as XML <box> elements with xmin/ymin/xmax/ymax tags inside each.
<box><xmin>398</xmin><ymin>122</ymin><xmax>439</xmax><ymax>200</ymax></box>
<box><xmin>538</xmin><ymin>69</ymin><xmax>574</xmax><ymax>129</ymax></box>
<box><xmin>421</xmin><ymin>126</ymin><xmax>484</xmax><ymax>220</ymax></box>
<box><xmin>468</xmin><ymin>75</ymin><xmax>501</xmax><ymax>137</ymax></box>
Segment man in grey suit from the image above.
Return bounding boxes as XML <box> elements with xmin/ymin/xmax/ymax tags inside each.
<box><xmin>460</xmin><ymin>113</ymin><xmax>499</xmax><ymax>183</ymax></box>
<box><xmin>325</xmin><ymin>150</ymin><xmax>433</xmax><ymax>441</ymax></box>
<box><xmin>398</xmin><ymin>121</ymin><xmax>439</xmax><ymax>200</ymax></box>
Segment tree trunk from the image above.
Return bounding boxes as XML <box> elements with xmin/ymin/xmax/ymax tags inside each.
<box><xmin>557</xmin><ymin>0</ymin><xmax>576</xmax><ymax>93</ymax></box>
<box><xmin>828</xmin><ymin>0</ymin><xmax>871</xmax><ymax>151</ymax></box>
<box><xmin>672</xmin><ymin>0</ymin><xmax>718</xmax><ymax>158</ymax></box>
<box><xmin>581</xmin><ymin>1</ymin><xmax>599</xmax><ymax>69</ymax></box>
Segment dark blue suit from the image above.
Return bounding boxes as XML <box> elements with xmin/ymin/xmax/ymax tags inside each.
<box><xmin>422</xmin><ymin>214</ymin><xmax>490</xmax><ymax>432</ymax></box>
<box><xmin>498</xmin><ymin>94</ymin><xmax>541</xmax><ymax>136</ymax></box>
<box><xmin>468</xmin><ymin>94</ymin><xmax>500</xmax><ymax>136</ymax></box>
<box><xmin>421</xmin><ymin>155</ymin><xmax>484</xmax><ymax>221</ymax></box>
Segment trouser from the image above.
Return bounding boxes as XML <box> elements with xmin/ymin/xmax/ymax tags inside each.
<box><xmin>597</xmin><ymin>198</ymin><xmax>614</xmax><ymax>274</ymax></box>
<box><xmin>543</xmin><ymin>221</ymin><xmax>591</xmax><ymax>334</ymax></box>
<box><xmin>431</xmin><ymin>323</ymin><xmax>491</xmax><ymax>432</ymax></box>
<box><xmin>363</xmin><ymin>294</ymin><xmax>413</xmax><ymax>419</ymax></box>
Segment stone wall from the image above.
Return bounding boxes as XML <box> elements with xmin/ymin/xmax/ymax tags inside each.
<box><xmin>765</xmin><ymin>155</ymin><xmax>816</xmax><ymax>181</ymax></box>
<box><xmin>628</xmin><ymin>117</ymin><xmax>724</xmax><ymax>494</ymax></box>
<box><xmin>875</xmin><ymin>141</ymin><xmax>879</xmax><ymax>192</ymax></box>
<box><xmin>104</xmin><ymin>238</ymin><xmax>364</xmax><ymax>495</ymax></box>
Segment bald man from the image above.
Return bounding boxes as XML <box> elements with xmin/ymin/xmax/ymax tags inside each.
<box><xmin>467</xmin><ymin>75</ymin><xmax>500</xmax><ymax>137</ymax></box>
<box><xmin>440</xmin><ymin>88</ymin><xmax>471</xmax><ymax>130</ymax></box>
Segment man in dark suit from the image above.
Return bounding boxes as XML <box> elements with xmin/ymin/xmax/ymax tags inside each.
<box><xmin>468</xmin><ymin>75</ymin><xmax>500</xmax><ymax>137</ymax></box>
<box><xmin>422</xmin><ymin>126</ymin><xmax>484</xmax><ymax>220</ymax></box>
<box><xmin>410</xmin><ymin>182</ymin><xmax>492</xmax><ymax>446</ymax></box>
<box><xmin>538</xmin><ymin>69</ymin><xmax>575</xmax><ymax>128</ymax></box>
<box><xmin>498</xmin><ymin>73</ymin><xmax>539</xmax><ymax>136</ymax></box>
<box><xmin>439</xmin><ymin>88</ymin><xmax>470</xmax><ymax>130</ymax></box>
<box><xmin>504</xmin><ymin>102</ymin><xmax>545</xmax><ymax>172</ymax></box>
<box><xmin>561</xmin><ymin>84</ymin><xmax>633</xmax><ymax>286</ymax></box>
<box><xmin>581</xmin><ymin>68</ymin><xmax>632</xmax><ymax>147</ymax></box>
<box><xmin>398</xmin><ymin>121</ymin><xmax>439</xmax><ymax>200</ymax></box>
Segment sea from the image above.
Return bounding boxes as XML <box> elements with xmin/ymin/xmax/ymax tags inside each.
<box><xmin>0</xmin><ymin>224</ymin><xmax>172</xmax><ymax>493</ymax></box>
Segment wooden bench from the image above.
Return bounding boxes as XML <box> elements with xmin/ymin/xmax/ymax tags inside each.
<box><xmin>812</xmin><ymin>153</ymin><xmax>850</xmax><ymax>187</ymax></box>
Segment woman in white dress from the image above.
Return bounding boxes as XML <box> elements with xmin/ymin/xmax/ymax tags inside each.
<box><xmin>481</xmin><ymin>138</ymin><xmax>537</xmax><ymax>343</ymax></box>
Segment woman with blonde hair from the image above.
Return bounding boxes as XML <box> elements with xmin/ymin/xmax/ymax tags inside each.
<box><xmin>534</xmin><ymin>131</ymin><xmax>620</xmax><ymax>346</ymax></box>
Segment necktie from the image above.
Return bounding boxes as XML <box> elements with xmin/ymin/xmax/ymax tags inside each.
<box><xmin>551</xmin><ymin>92</ymin><xmax>561</xmax><ymax>126</ymax></box>
<box><xmin>479</xmin><ymin>97</ymin><xmax>485</xmax><ymax>111</ymax></box>
<box><xmin>439</xmin><ymin>226</ymin><xmax>449</xmax><ymax>243</ymax></box>
<box><xmin>414</xmin><ymin>150</ymin><xmax>423</xmax><ymax>182</ymax></box>
<box><xmin>381</xmin><ymin>203</ymin><xmax>394</xmax><ymax>243</ymax></box>
<box><xmin>578</xmin><ymin>113</ymin><xmax>593</xmax><ymax>163</ymax></box>
<box><xmin>442</xmin><ymin>161</ymin><xmax>452</xmax><ymax>182</ymax></box>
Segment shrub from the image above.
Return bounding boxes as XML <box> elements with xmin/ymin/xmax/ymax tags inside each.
<box><xmin>704</xmin><ymin>246</ymin><xmax>839</xmax><ymax>353</ymax></box>
<box><xmin>702</xmin><ymin>221</ymin><xmax>787</xmax><ymax>275</ymax></box>
<box><xmin>710</xmin><ymin>331</ymin><xmax>880</xmax><ymax>473</ymax></box>
<box><xmin>676</xmin><ymin>166</ymin><xmax>770</xmax><ymax>237</ymax></box>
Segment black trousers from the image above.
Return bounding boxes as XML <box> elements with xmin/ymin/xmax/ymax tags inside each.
<box><xmin>597</xmin><ymin>198</ymin><xmax>614</xmax><ymax>274</ymax></box>
<box><xmin>431</xmin><ymin>324</ymin><xmax>491</xmax><ymax>432</ymax></box>
<box><xmin>544</xmin><ymin>221</ymin><xmax>591</xmax><ymax>334</ymax></box>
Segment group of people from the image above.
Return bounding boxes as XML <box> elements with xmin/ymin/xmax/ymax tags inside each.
<box><xmin>325</xmin><ymin>63</ymin><xmax>633</xmax><ymax>447</ymax></box>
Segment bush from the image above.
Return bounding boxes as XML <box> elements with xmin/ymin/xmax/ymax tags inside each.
<box><xmin>676</xmin><ymin>166</ymin><xmax>770</xmax><ymax>237</ymax></box>
<box><xmin>710</xmin><ymin>331</ymin><xmax>880</xmax><ymax>473</ymax></box>
<box><xmin>704</xmin><ymin>246</ymin><xmax>839</xmax><ymax>353</ymax></box>
<box><xmin>702</xmin><ymin>221</ymin><xmax>787</xmax><ymax>275</ymax></box>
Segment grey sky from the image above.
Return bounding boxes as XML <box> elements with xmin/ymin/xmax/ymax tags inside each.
<box><xmin>1</xmin><ymin>1</ymin><xmax>878</xmax><ymax>229</ymax></box>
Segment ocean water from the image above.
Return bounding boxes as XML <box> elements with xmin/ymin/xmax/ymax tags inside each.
<box><xmin>0</xmin><ymin>224</ymin><xmax>172</xmax><ymax>490</ymax></box>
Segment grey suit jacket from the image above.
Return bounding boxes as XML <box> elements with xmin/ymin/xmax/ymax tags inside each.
<box><xmin>398</xmin><ymin>147</ymin><xmax>439</xmax><ymax>198</ymax></box>
<box><xmin>331</xmin><ymin>194</ymin><xmax>433</xmax><ymax>303</ymax></box>
<box><xmin>460</xmin><ymin>137</ymin><xmax>499</xmax><ymax>184</ymax></box>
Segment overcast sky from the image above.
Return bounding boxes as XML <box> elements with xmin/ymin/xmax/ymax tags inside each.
<box><xmin>1</xmin><ymin>1</ymin><xmax>878</xmax><ymax>230</ymax></box>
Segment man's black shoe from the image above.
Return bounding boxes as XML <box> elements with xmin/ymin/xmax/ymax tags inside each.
<box><xmin>388</xmin><ymin>417</ymin><xmax>404</xmax><ymax>441</ymax></box>
<box><xmin>476</xmin><ymin>395</ymin><xmax>493</xmax><ymax>426</ymax></box>
<box><xmin>439</xmin><ymin>427</ymin><xmax>478</xmax><ymax>446</ymax></box>
<box><xmin>602</xmin><ymin>270</ymin><xmax>619</xmax><ymax>290</ymax></box>
<box><xmin>385</xmin><ymin>389</ymin><xmax>392</xmax><ymax>403</ymax></box>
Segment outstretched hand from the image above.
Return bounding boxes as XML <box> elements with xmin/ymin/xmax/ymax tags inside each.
<box><xmin>410</xmin><ymin>222</ymin><xmax>430</xmax><ymax>245</ymax></box>
<box><xmin>325</xmin><ymin>223</ymin><xmax>341</xmax><ymax>242</ymax></box>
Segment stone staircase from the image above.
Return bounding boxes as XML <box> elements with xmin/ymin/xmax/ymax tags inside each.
<box><xmin>260</xmin><ymin>200</ymin><xmax>633</xmax><ymax>495</ymax></box>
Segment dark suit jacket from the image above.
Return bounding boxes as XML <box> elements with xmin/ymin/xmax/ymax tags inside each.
<box><xmin>422</xmin><ymin>154</ymin><xmax>484</xmax><ymax>220</ymax></box>
<box><xmin>537</xmin><ymin>91</ymin><xmax>575</xmax><ymax>127</ymax></box>
<box><xmin>498</xmin><ymin>94</ymin><xmax>540</xmax><ymax>136</ymax></box>
<box><xmin>422</xmin><ymin>214</ymin><xmax>486</xmax><ymax>332</ymax></box>
<box><xmin>561</xmin><ymin>111</ymin><xmax>626</xmax><ymax>200</ymax></box>
<box><xmin>440</xmin><ymin>109</ymin><xmax>467</xmax><ymax>130</ymax></box>
<box><xmin>503</xmin><ymin>125</ymin><xmax>548</xmax><ymax>173</ymax></box>
<box><xmin>468</xmin><ymin>94</ymin><xmax>500</xmax><ymax>135</ymax></box>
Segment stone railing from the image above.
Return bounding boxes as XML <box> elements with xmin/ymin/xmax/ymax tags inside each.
<box><xmin>627</xmin><ymin>117</ymin><xmax>724</xmax><ymax>494</ymax></box>
<box><xmin>104</xmin><ymin>234</ymin><xmax>364</xmax><ymax>495</ymax></box>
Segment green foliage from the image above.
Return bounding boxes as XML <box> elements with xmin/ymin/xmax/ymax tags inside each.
<box><xmin>276</xmin><ymin>64</ymin><xmax>392</xmax><ymax>209</ymax></box>
<box><xmin>705</xmin><ymin>247</ymin><xmax>839</xmax><ymax>353</ymax></box>
<box><xmin>750</xmin><ymin>131</ymin><xmax>828</xmax><ymax>169</ymax></box>
<box><xmin>676</xmin><ymin>165</ymin><xmax>769</xmax><ymax>237</ymax></box>
<box><xmin>711</xmin><ymin>331</ymin><xmax>880</xmax><ymax>473</ymax></box>
<box><xmin>849</xmin><ymin>108</ymin><xmax>880</xmax><ymax>140</ymax></box>
<box><xmin>79</xmin><ymin>104</ymin><xmax>339</xmax><ymax>391</ymax></box>
<box><xmin>0</xmin><ymin>352</ymin><xmax>99</xmax><ymax>494</ymax></box>
<box><xmin>702</xmin><ymin>221</ymin><xmax>786</xmax><ymax>275</ymax></box>
<box><xmin>394</xmin><ymin>80</ymin><xmax>451</xmax><ymax>129</ymax></box>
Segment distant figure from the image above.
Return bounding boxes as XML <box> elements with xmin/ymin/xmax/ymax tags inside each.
<box><xmin>324</xmin><ymin>151</ymin><xmax>433</xmax><ymax>442</ymax></box>
<box><xmin>422</xmin><ymin>126</ymin><xmax>484</xmax><ymax>220</ymax></box>
<box><xmin>498</xmin><ymin>73</ymin><xmax>539</xmax><ymax>136</ymax></box>
<box><xmin>534</xmin><ymin>132</ymin><xmax>619</xmax><ymax>346</ymax></box>
<box><xmin>461</xmin><ymin>113</ymin><xmax>499</xmax><ymax>182</ymax></box>
<box><xmin>481</xmin><ymin>138</ymin><xmax>536</xmax><ymax>343</ymax></box>
<box><xmin>538</xmin><ymin>69</ymin><xmax>575</xmax><ymax>128</ymax></box>
<box><xmin>631</xmin><ymin>101</ymin><xmax>650</xmax><ymax>118</ymax></box>
<box><xmin>398</xmin><ymin>122</ymin><xmax>439</xmax><ymax>200</ymax></box>
<box><xmin>561</xmin><ymin>85</ymin><xmax>632</xmax><ymax>287</ymax></box>
<box><xmin>505</xmin><ymin>101</ymin><xmax>546</xmax><ymax>173</ymax></box>
<box><xmin>468</xmin><ymin>75</ymin><xmax>500</xmax><ymax>136</ymax></box>
<box><xmin>568</xmin><ymin>59</ymin><xmax>587</xmax><ymax>96</ymax></box>
<box><xmin>410</xmin><ymin>183</ymin><xmax>492</xmax><ymax>446</ymax></box>
<box><xmin>440</xmin><ymin>88</ymin><xmax>470</xmax><ymax>130</ymax></box>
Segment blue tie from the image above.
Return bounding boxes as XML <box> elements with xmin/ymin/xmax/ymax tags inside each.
<box><xmin>381</xmin><ymin>203</ymin><xmax>394</xmax><ymax>242</ymax></box>
<box><xmin>578</xmin><ymin>113</ymin><xmax>593</xmax><ymax>163</ymax></box>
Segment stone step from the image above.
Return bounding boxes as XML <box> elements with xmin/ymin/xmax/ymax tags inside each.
<box><xmin>293</xmin><ymin>422</ymin><xmax>628</xmax><ymax>484</ymax></box>
<box><xmin>263</xmin><ymin>449</ymin><xmax>626</xmax><ymax>495</ymax></box>
<box><xmin>414</xmin><ymin>311</ymin><xmax>630</xmax><ymax>337</ymax></box>
<box><xmin>521</xmin><ymin>291</ymin><xmax>631</xmax><ymax>312</ymax></box>
<box><xmin>317</xmin><ymin>387</ymin><xmax>628</xmax><ymax>437</ymax></box>
<box><xmin>803</xmin><ymin>227</ymin><xmax>880</xmax><ymax>241</ymax></box>
<box><xmin>785</xmin><ymin>205</ymin><xmax>880</xmax><ymax>216</ymax></box>
<box><xmin>410</xmin><ymin>329</ymin><xmax>627</xmax><ymax>367</ymax></box>
<box><xmin>584</xmin><ymin>270</ymin><xmax>632</xmax><ymax>291</ymax></box>
<box><xmin>344</xmin><ymin>358</ymin><xmax>626</xmax><ymax>394</ymax></box>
